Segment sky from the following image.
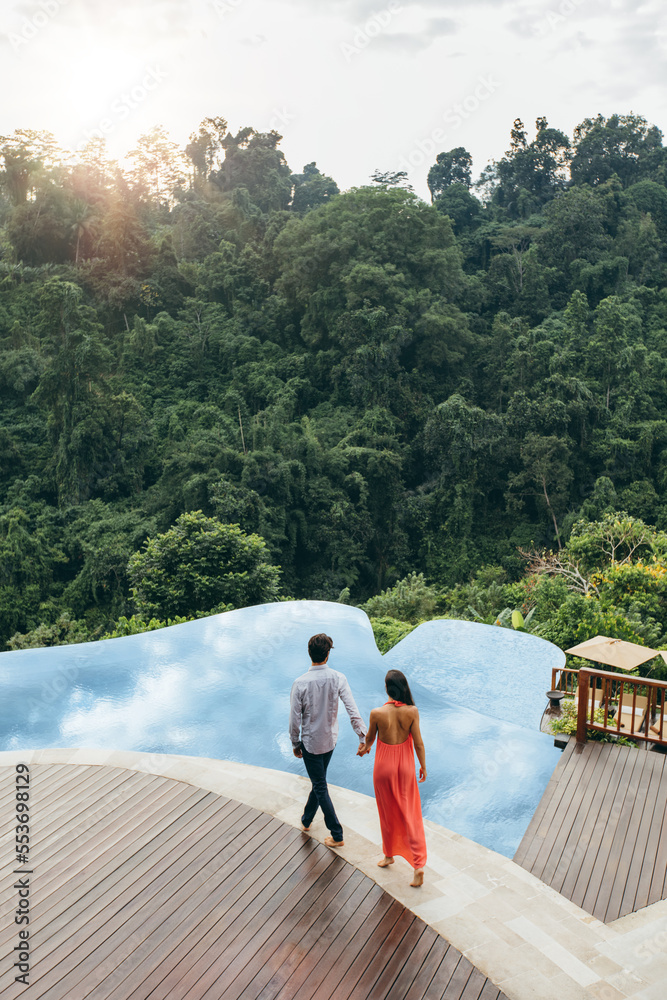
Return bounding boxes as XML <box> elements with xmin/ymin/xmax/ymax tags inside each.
<box><xmin>1</xmin><ymin>0</ymin><xmax>666</xmax><ymax>200</ymax></box>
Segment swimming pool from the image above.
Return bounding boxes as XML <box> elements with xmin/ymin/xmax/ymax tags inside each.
<box><xmin>0</xmin><ymin>601</ymin><xmax>564</xmax><ymax>858</ymax></box>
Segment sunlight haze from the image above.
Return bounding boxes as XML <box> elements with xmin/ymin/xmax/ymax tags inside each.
<box><xmin>2</xmin><ymin>0</ymin><xmax>666</xmax><ymax>196</ymax></box>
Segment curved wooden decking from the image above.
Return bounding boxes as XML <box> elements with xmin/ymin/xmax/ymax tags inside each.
<box><xmin>514</xmin><ymin>740</ymin><xmax>667</xmax><ymax>923</ymax></box>
<box><xmin>0</xmin><ymin>764</ymin><xmax>505</xmax><ymax>1000</ymax></box>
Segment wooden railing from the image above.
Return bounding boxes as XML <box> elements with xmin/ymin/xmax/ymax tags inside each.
<box><xmin>575</xmin><ymin>667</ymin><xmax>667</xmax><ymax>747</ymax></box>
<box><xmin>551</xmin><ymin>667</ymin><xmax>579</xmax><ymax>695</ymax></box>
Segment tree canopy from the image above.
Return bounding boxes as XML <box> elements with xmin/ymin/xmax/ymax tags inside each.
<box><xmin>1</xmin><ymin>111</ymin><xmax>667</xmax><ymax>658</ymax></box>
<box><xmin>128</xmin><ymin>511</ymin><xmax>281</xmax><ymax>619</ymax></box>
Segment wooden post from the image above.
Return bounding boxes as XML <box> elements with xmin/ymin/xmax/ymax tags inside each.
<box><xmin>576</xmin><ymin>670</ymin><xmax>590</xmax><ymax>744</ymax></box>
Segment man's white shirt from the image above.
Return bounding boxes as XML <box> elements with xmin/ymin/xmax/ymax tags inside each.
<box><xmin>290</xmin><ymin>662</ymin><xmax>367</xmax><ymax>754</ymax></box>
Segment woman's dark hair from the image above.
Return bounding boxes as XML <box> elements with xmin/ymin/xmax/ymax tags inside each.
<box><xmin>308</xmin><ymin>633</ymin><xmax>334</xmax><ymax>663</ymax></box>
<box><xmin>385</xmin><ymin>669</ymin><xmax>415</xmax><ymax>706</ymax></box>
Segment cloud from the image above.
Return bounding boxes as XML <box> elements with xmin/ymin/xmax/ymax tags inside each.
<box><xmin>288</xmin><ymin>0</ymin><xmax>499</xmax><ymax>18</ymax></box>
<box><xmin>589</xmin><ymin>8</ymin><xmax>667</xmax><ymax>99</ymax></box>
<box><xmin>502</xmin><ymin>0</ymin><xmax>666</xmax><ymax>108</ymax></box>
<box><xmin>424</xmin><ymin>16</ymin><xmax>459</xmax><ymax>36</ymax></box>
<box><xmin>372</xmin><ymin>32</ymin><xmax>431</xmax><ymax>52</ymax></box>
<box><xmin>3</xmin><ymin>0</ymin><xmax>209</xmax><ymax>44</ymax></box>
<box><xmin>505</xmin><ymin>0</ymin><xmax>612</xmax><ymax>42</ymax></box>
<box><xmin>371</xmin><ymin>16</ymin><xmax>459</xmax><ymax>53</ymax></box>
<box><xmin>240</xmin><ymin>33</ymin><xmax>268</xmax><ymax>46</ymax></box>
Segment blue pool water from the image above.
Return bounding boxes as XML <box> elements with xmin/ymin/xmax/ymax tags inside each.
<box><xmin>0</xmin><ymin>602</ymin><xmax>564</xmax><ymax>858</ymax></box>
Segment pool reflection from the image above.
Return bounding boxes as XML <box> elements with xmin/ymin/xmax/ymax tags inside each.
<box><xmin>0</xmin><ymin>601</ymin><xmax>564</xmax><ymax>858</ymax></box>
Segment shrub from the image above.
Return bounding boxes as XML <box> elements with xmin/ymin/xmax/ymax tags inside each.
<box><xmin>362</xmin><ymin>573</ymin><xmax>441</xmax><ymax>624</ymax></box>
<box><xmin>369</xmin><ymin>616</ymin><xmax>416</xmax><ymax>654</ymax></box>
<box><xmin>7</xmin><ymin>614</ymin><xmax>93</xmax><ymax>649</ymax></box>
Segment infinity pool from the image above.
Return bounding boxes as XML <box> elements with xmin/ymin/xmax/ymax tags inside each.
<box><xmin>0</xmin><ymin>601</ymin><xmax>564</xmax><ymax>857</ymax></box>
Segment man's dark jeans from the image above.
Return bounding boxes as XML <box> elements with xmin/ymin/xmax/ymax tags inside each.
<box><xmin>301</xmin><ymin>746</ymin><xmax>343</xmax><ymax>842</ymax></box>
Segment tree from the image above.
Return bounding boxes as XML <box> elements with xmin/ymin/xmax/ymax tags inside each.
<box><xmin>506</xmin><ymin>433</ymin><xmax>573</xmax><ymax>547</ymax></box>
<box><xmin>6</xmin><ymin>193</ymin><xmax>72</xmax><ymax>265</ymax></box>
<box><xmin>567</xmin><ymin>512</ymin><xmax>664</xmax><ymax>571</ymax></box>
<box><xmin>69</xmin><ymin>198</ymin><xmax>99</xmax><ymax>266</ymax></box>
<box><xmin>570</xmin><ymin>113</ymin><xmax>664</xmax><ymax>188</ymax></box>
<box><xmin>370</xmin><ymin>169</ymin><xmax>413</xmax><ymax>190</ymax></box>
<box><xmin>588</xmin><ymin>296</ymin><xmax>641</xmax><ymax>409</ymax></box>
<box><xmin>128</xmin><ymin>511</ymin><xmax>281</xmax><ymax>619</ymax></box>
<box><xmin>212</xmin><ymin>129</ymin><xmax>293</xmax><ymax>212</ymax></box>
<box><xmin>74</xmin><ymin>136</ymin><xmax>116</xmax><ymax>198</ymax></box>
<box><xmin>486</xmin><ymin>224</ymin><xmax>546</xmax><ymax>310</ymax></box>
<box><xmin>273</xmin><ymin>186</ymin><xmax>467</xmax><ymax>367</ymax></box>
<box><xmin>31</xmin><ymin>279</ymin><xmax>115</xmax><ymax>503</ymax></box>
<box><xmin>538</xmin><ymin>185</ymin><xmax>611</xmax><ymax>273</ymax></box>
<box><xmin>4</xmin><ymin>107</ymin><xmax>667</xmax><ymax>648</ymax></box>
<box><xmin>0</xmin><ymin>128</ymin><xmax>60</xmax><ymax>204</ymax></box>
<box><xmin>90</xmin><ymin>185</ymin><xmax>152</xmax><ymax>306</ymax></box>
<box><xmin>61</xmin><ymin>501</ymin><xmax>156</xmax><ymax>623</ymax></box>
<box><xmin>487</xmin><ymin>118</ymin><xmax>570</xmax><ymax>218</ymax></box>
<box><xmin>185</xmin><ymin>116</ymin><xmax>228</xmax><ymax>186</ymax></box>
<box><xmin>427</xmin><ymin>147</ymin><xmax>473</xmax><ymax>200</ymax></box>
<box><xmin>432</xmin><ymin>183</ymin><xmax>481</xmax><ymax>233</ymax></box>
<box><xmin>0</xmin><ymin>505</ymin><xmax>65</xmax><ymax>592</ymax></box>
<box><xmin>291</xmin><ymin>162</ymin><xmax>339</xmax><ymax>212</ymax></box>
<box><xmin>626</xmin><ymin>180</ymin><xmax>667</xmax><ymax>241</ymax></box>
<box><xmin>128</xmin><ymin>126</ymin><xmax>186</xmax><ymax>205</ymax></box>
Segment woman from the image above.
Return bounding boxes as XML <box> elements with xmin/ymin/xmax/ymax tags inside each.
<box><xmin>357</xmin><ymin>669</ymin><xmax>427</xmax><ymax>886</ymax></box>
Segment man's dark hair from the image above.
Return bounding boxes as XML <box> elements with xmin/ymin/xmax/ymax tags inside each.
<box><xmin>308</xmin><ymin>633</ymin><xmax>334</xmax><ymax>663</ymax></box>
<box><xmin>385</xmin><ymin>669</ymin><xmax>415</xmax><ymax>706</ymax></box>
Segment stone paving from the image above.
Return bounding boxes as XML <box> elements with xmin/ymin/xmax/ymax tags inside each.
<box><xmin>2</xmin><ymin>748</ymin><xmax>666</xmax><ymax>1000</ymax></box>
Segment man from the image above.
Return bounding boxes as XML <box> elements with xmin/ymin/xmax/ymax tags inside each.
<box><xmin>290</xmin><ymin>632</ymin><xmax>367</xmax><ymax>847</ymax></box>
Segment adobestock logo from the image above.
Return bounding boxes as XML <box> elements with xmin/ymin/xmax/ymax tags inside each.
<box><xmin>9</xmin><ymin>0</ymin><xmax>70</xmax><ymax>52</ymax></box>
<box><xmin>212</xmin><ymin>0</ymin><xmax>244</xmax><ymax>17</ymax></box>
<box><xmin>74</xmin><ymin>65</ymin><xmax>168</xmax><ymax>151</ymax></box>
<box><xmin>533</xmin><ymin>0</ymin><xmax>589</xmax><ymax>36</ymax></box>
<box><xmin>397</xmin><ymin>74</ymin><xmax>501</xmax><ymax>171</ymax></box>
<box><xmin>268</xmin><ymin>107</ymin><xmax>296</xmax><ymax>131</ymax></box>
<box><xmin>340</xmin><ymin>1</ymin><xmax>404</xmax><ymax>63</ymax></box>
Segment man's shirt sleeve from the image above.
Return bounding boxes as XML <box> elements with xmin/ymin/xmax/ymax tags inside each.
<box><xmin>289</xmin><ymin>681</ymin><xmax>303</xmax><ymax>747</ymax></box>
<box><xmin>338</xmin><ymin>675</ymin><xmax>367</xmax><ymax>740</ymax></box>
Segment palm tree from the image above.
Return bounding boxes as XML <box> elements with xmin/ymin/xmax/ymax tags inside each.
<box><xmin>69</xmin><ymin>199</ymin><xmax>98</xmax><ymax>265</ymax></box>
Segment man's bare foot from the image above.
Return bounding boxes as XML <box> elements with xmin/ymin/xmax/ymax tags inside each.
<box><xmin>301</xmin><ymin>824</ymin><xmax>311</xmax><ymax>832</ymax></box>
<box><xmin>410</xmin><ymin>869</ymin><xmax>424</xmax><ymax>887</ymax></box>
<box><xmin>324</xmin><ymin>836</ymin><xmax>344</xmax><ymax>848</ymax></box>
<box><xmin>377</xmin><ymin>856</ymin><xmax>394</xmax><ymax>868</ymax></box>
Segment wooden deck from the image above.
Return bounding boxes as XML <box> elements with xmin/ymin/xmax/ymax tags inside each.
<box><xmin>0</xmin><ymin>764</ymin><xmax>506</xmax><ymax>1000</ymax></box>
<box><xmin>514</xmin><ymin>740</ymin><xmax>667</xmax><ymax>923</ymax></box>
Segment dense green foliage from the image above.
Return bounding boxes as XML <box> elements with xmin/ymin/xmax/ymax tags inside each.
<box><xmin>128</xmin><ymin>510</ymin><xmax>280</xmax><ymax>618</ymax></box>
<box><xmin>2</xmin><ymin>113</ymin><xmax>667</xmax><ymax>654</ymax></box>
<box><xmin>367</xmin><ymin>616</ymin><xmax>417</xmax><ymax>654</ymax></box>
<box><xmin>549</xmin><ymin>700</ymin><xmax>636</xmax><ymax>745</ymax></box>
<box><xmin>362</xmin><ymin>573</ymin><xmax>441</xmax><ymax>623</ymax></box>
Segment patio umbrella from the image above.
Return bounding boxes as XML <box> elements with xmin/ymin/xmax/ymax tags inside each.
<box><xmin>565</xmin><ymin>635</ymin><xmax>660</xmax><ymax>671</ymax></box>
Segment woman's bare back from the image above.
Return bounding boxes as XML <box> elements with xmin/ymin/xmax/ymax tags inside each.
<box><xmin>373</xmin><ymin>702</ymin><xmax>418</xmax><ymax>745</ymax></box>
<box><xmin>359</xmin><ymin>697</ymin><xmax>426</xmax><ymax>781</ymax></box>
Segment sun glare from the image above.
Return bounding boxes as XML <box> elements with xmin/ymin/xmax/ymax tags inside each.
<box><xmin>53</xmin><ymin>40</ymin><xmax>169</xmax><ymax>157</ymax></box>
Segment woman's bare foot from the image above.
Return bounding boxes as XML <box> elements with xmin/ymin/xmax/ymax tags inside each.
<box><xmin>410</xmin><ymin>869</ymin><xmax>424</xmax><ymax>887</ymax></box>
<box><xmin>377</xmin><ymin>856</ymin><xmax>394</xmax><ymax>868</ymax></box>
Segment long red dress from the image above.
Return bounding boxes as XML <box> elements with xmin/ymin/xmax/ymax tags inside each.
<box><xmin>373</xmin><ymin>701</ymin><xmax>427</xmax><ymax>869</ymax></box>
